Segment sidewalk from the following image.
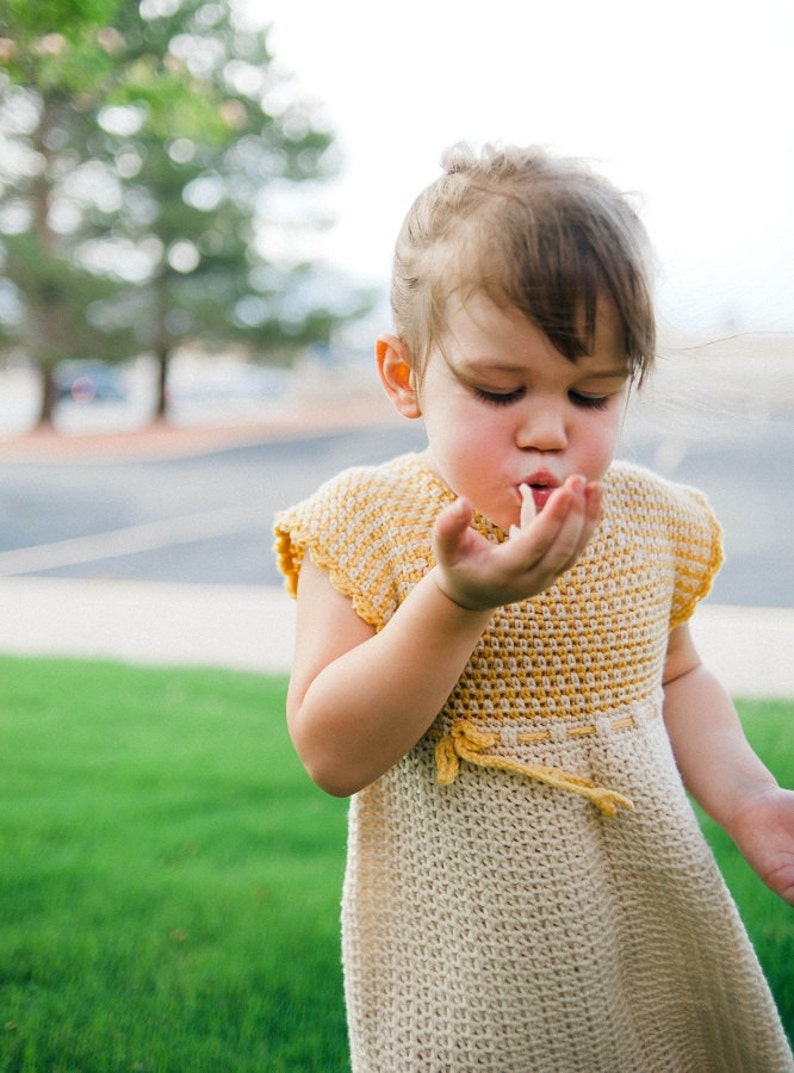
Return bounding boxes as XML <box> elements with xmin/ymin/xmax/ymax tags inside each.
<box><xmin>1</xmin><ymin>381</ymin><xmax>792</xmax><ymax>698</ymax></box>
<box><xmin>0</xmin><ymin>389</ymin><xmax>403</xmax><ymax>463</ymax></box>
<box><xmin>0</xmin><ymin>574</ymin><xmax>792</xmax><ymax>698</ymax></box>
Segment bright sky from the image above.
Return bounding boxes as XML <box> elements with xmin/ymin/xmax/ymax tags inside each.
<box><xmin>242</xmin><ymin>0</ymin><xmax>793</xmax><ymax>333</ymax></box>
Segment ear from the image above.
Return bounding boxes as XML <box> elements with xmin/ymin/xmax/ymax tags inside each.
<box><xmin>376</xmin><ymin>334</ymin><xmax>422</xmax><ymax>418</ymax></box>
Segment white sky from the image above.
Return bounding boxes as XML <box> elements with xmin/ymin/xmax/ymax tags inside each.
<box><xmin>243</xmin><ymin>0</ymin><xmax>793</xmax><ymax>333</ymax></box>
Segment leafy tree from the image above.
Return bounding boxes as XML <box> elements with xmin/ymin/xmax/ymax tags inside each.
<box><xmin>0</xmin><ymin>0</ymin><xmax>370</xmax><ymax>426</ymax></box>
<box><xmin>0</xmin><ymin>1</ymin><xmax>130</xmax><ymax>420</ymax></box>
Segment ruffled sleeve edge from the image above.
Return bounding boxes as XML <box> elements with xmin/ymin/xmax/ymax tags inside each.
<box><xmin>273</xmin><ymin>518</ymin><xmax>390</xmax><ymax>632</ymax></box>
<box><xmin>668</xmin><ymin>491</ymin><xmax>725</xmax><ymax>631</ymax></box>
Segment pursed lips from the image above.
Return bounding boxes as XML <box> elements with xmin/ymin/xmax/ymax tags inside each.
<box><xmin>517</xmin><ymin>471</ymin><xmax>560</xmax><ymax>511</ymax></box>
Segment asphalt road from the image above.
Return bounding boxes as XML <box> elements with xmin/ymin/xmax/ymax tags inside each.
<box><xmin>0</xmin><ymin>408</ymin><xmax>791</xmax><ymax>608</ymax></box>
<box><xmin>0</xmin><ymin>423</ymin><xmax>425</xmax><ymax>589</ymax></box>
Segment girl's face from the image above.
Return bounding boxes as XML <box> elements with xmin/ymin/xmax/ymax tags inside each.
<box><xmin>416</xmin><ymin>293</ymin><xmax>630</xmax><ymax>531</ymax></box>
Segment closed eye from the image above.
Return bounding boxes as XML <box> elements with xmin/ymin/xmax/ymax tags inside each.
<box><xmin>473</xmin><ymin>386</ymin><xmax>526</xmax><ymax>407</ymax></box>
<box><xmin>569</xmin><ymin>391</ymin><xmax>609</xmax><ymax>410</ymax></box>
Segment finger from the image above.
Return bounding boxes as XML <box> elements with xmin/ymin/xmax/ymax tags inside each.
<box><xmin>519</xmin><ymin>482</ymin><xmax>537</xmax><ymax>528</ymax></box>
<box><xmin>548</xmin><ymin>481</ymin><xmax>604</xmax><ymax>570</ymax></box>
<box><xmin>507</xmin><ymin>484</ymin><xmax>540</xmax><ymax>541</ymax></box>
<box><xmin>562</xmin><ymin>481</ymin><xmax>603</xmax><ymax>560</ymax></box>
<box><xmin>584</xmin><ymin>481</ymin><xmax>604</xmax><ymax>525</ymax></box>
<box><xmin>523</xmin><ymin>477</ymin><xmax>594</xmax><ymax>571</ymax></box>
<box><xmin>549</xmin><ymin>479</ymin><xmax>601</xmax><ymax>550</ymax></box>
<box><xmin>433</xmin><ymin>497</ymin><xmax>474</xmax><ymax>562</ymax></box>
<box><xmin>507</xmin><ymin>477</ymin><xmax>597</xmax><ymax>567</ymax></box>
<box><xmin>544</xmin><ymin>481</ymin><xmax>589</xmax><ymax>558</ymax></box>
<box><xmin>506</xmin><ymin>478</ymin><xmax>576</xmax><ymax>543</ymax></box>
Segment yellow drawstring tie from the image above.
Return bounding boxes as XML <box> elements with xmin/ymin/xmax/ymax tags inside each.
<box><xmin>435</xmin><ymin>720</ymin><xmax>634</xmax><ymax>818</ymax></box>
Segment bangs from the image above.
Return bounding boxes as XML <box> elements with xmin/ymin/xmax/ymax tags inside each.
<box><xmin>478</xmin><ymin>186</ymin><xmax>655</xmax><ymax>380</ymax></box>
<box><xmin>391</xmin><ymin>145</ymin><xmax>656</xmax><ymax>384</ymax></box>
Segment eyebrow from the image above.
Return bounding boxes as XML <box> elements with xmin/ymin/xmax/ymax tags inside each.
<box><xmin>456</xmin><ymin>359</ymin><xmax>629</xmax><ymax>380</ymax></box>
<box><xmin>575</xmin><ymin>368</ymin><xmax>631</xmax><ymax>380</ymax></box>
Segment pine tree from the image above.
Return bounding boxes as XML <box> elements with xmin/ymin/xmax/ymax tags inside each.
<box><xmin>0</xmin><ymin>0</ymin><xmax>369</xmax><ymax>425</ymax></box>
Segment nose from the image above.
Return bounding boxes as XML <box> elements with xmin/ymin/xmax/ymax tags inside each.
<box><xmin>515</xmin><ymin>395</ymin><xmax>568</xmax><ymax>452</ymax></box>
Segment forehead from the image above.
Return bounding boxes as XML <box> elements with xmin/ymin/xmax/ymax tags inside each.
<box><xmin>438</xmin><ymin>291</ymin><xmax>628</xmax><ymax>371</ymax></box>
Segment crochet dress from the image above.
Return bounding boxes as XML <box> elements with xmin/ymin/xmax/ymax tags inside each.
<box><xmin>274</xmin><ymin>454</ymin><xmax>794</xmax><ymax>1073</ymax></box>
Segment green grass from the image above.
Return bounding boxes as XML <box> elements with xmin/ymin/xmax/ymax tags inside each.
<box><xmin>690</xmin><ymin>698</ymin><xmax>794</xmax><ymax>1038</ymax></box>
<box><xmin>0</xmin><ymin>658</ymin><xmax>349</xmax><ymax>1072</ymax></box>
<box><xmin>0</xmin><ymin>657</ymin><xmax>791</xmax><ymax>1070</ymax></box>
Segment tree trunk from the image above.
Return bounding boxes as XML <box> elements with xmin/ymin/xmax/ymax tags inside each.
<box><xmin>153</xmin><ymin>345</ymin><xmax>169</xmax><ymax>422</ymax></box>
<box><xmin>36</xmin><ymin>365</ymin><xmax>59</xmax><ymax>428</ymax></box>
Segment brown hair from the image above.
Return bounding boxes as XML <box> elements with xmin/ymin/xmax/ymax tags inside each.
<box><xmin>391</xmin><ymin>143</ymin><xmax>656</xmax><ymax>383</ymax></box>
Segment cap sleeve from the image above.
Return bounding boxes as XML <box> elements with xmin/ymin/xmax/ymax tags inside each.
<box><xmin>668</xmin><ymin>484</ymin><xmax>724</xmax><ymax>629</ymax></box>
<box><xmin>274</xmin><ymin>457</ymin><xmax>439</xmax><ymax>632</ymax></box>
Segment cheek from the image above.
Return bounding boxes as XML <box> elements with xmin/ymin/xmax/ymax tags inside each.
<box><xmin>454</xmin><ymin>409</ymin><xmax>508</xmax><ymax>462</ymax></box>
<box><xmin>426</xmin><ymin>396</ymin><xmax>500</xmax><ymax>446</ymax></box>
<box><xmin>424</xmin><ymin>403</ymin><xmax>504</xmax><ymax>482</ymax></box>
<box><xmin>438</xmin><ymin>423</ymin><xmax>493</xmax><ymax>467</ymax></box>
<box><xmin>577</xmin><ymin>412</ymin><xmax>622</xmax><ymax>470</ymax></box>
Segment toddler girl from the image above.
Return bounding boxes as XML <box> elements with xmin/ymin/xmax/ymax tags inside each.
<box><xmin>275</xmin><ymin>144</ymin><xmax>794</xmax><ymax>1072</ymax></box>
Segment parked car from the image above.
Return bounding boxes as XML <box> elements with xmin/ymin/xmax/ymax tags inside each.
<box><xmin>55</xmin><ymin>361</ymin><xmax>126</xmax><ymax>404</ymax></box>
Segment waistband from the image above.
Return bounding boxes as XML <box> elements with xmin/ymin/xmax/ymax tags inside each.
<box><xmin>432</xmin><ymin>695</ymin><xmax>662</xmax><ymax>817</ymax></box>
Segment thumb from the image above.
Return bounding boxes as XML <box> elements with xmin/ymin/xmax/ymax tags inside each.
<box><xmin>433</xmin><ymin>497</ymin><xmax>474</xmax><ymax>561</ymax></box>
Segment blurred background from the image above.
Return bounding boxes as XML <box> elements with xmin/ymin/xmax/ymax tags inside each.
<box><xmin>2</xmin><ymin>9</ymin><xmax>792</xmax><ymax>1066</ymax></box>
<box><xmin>0</xmin><ymin>0</ymin><xmax>792</xmax><ymax>675</ymax></box>
<box><xmin>1</xmin><ymin>0</ymin><xmax>792</xmax><ymax>434</ymax></box>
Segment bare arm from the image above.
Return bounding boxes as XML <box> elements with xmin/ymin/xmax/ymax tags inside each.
<box><xmin>287</xmin><ymin>475</ymin><xmax>601</xmax><ymax>797</ymax></box>
<box><xmin>663</xmin><ymin>624</ymin><xmax>794</xmax><ymax>903</ymax></box>
<box><xmin>287</xmin><ymin>557</ymin><xmax>492</xmax><ymax>795</ymax></box>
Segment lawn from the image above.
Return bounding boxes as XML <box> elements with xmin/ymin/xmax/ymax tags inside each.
<box><xmin>0</xmin><ymin>656</ymin><xmax>791</xmax><ymax>1071</ymax></box>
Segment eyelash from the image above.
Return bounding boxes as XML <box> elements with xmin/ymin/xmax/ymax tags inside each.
<box><xmin>473</xmin><ymin>387</ymin><xmax>610</xmax><ymax>411</ymax></box>
<box><xmin>569</xmin><ymin>391</ymin><xmax>610</xmax><ymax>410</ymax></box>
<box><xmin>473</xmin><ymin>387</ymin><xmax>525</xmax><ymax>407</ymax></box>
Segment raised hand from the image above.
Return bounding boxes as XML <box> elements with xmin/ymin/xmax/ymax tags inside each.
<box><xmin>432</xmin><ymin>475</ymin><xmax>603</xmax><ymax>612</ymax></box>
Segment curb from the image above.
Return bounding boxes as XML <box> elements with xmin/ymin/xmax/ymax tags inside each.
<box><xmin>0</xmin><ymin>393</ymin><xmax>401</xmax><ymax>464</ymax></box>
<box><xmin>0</xmin><ymin>575</ymin><xmax>792</xmax><ymax>698</ymax></box>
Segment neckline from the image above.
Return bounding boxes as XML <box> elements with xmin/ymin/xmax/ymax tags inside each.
<box><xmin>405</xmin><ymin>451</ymin><xmax>508</xmax><ymax>543</ymax></box>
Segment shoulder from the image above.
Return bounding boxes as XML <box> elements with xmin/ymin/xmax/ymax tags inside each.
<box><xmin>273</xmin><ymin>453</ymin><xmax>442</xmax><ymax>607</ymax></box>
<box><xmin>274</xmin><ymin>453</ymin><xmax>443</xmax><ymax>550</ymax></box>
<box><xmin>280</xmin><ymin>452</ymin><xmax>433</xmax><ymax>517</ymax></box>
<box><xmin>602</xmin><ymin>460</ymin><xmax>724</xmax><ymax>627</ymax></box>
<box><xmin>604</xmin><ymin>459</ymin><xmax>719</xmax><ymax>523</ymax></box>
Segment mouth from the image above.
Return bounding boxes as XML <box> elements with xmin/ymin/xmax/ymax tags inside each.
<box><xmin>517</xmin><ymin>472</ymin><xmax>560</xmax><ymax>512</ymax></box>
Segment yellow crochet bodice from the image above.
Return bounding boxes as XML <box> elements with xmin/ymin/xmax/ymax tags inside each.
<box><xmin>275</xmin><ymin>454</ymin><xmax>723</xmax><ymax>812</ymax></box>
